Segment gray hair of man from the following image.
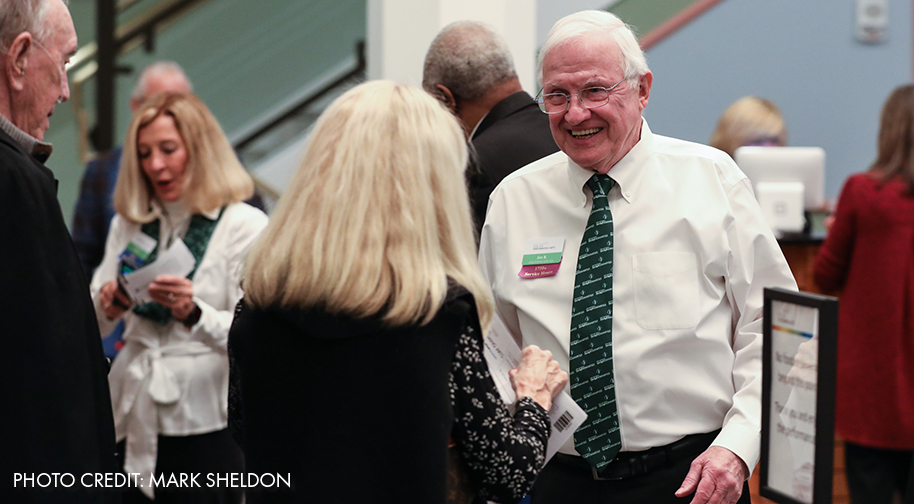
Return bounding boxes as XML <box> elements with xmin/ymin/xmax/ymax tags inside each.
<box><xmin>536</xmin><ymin>10</ymin><xmax>649</xmax><ymax>90</ymax></box>
<box><xmin>130</xmin><ymin>61</ymin><xmax>192</xmax><ymax>104</ymax></box>
<box><xmin>422</xmin><ymin>20</ymin><xmax>517</xmax><ymax>102</ymax></box>
<box><xmin>0</xmin><ymin>0</ymin><xmax>66</xmax><ymax>50</ymax></box>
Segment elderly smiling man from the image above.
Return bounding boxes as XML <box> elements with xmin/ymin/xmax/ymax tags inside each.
<box><xmin>0</xmin><ymin>0</ymin><xmax>118</xmax><ymax>501</ymax></box>
<box><xmin>478</xmin><ymin>10</ymin><xmax>796</xmax><ymax>504</ymax></box>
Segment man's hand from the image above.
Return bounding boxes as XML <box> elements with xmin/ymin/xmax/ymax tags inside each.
<box><xmin>675</xmin><ymin>446</ymin><xmax>748</xmax><ymax>504</ymax></box>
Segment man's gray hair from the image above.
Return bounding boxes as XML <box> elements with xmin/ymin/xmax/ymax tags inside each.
<box><xmin>537</xmin><ymin>10</ymin><xmax>649</xmax><ymax>90</ymax></box>
<box><xmin>131</xmin><ymin>61</ymin><xmax>193</xmax><ymax>103</ymax></box>
<box><xmin>422</xmin><ymin>21</ymin><xmax>517</xmax><ymax>102</ymax></box>
<box><xmin>0</xmin><ymin>0</ymin><xmax>64</xmax><ymax>50</ymax></box>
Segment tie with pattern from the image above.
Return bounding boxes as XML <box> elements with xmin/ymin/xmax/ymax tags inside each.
<box><xmin>570</xmin><ymin>173</ymin><xmax>621</xmax><ymax>471</ymax></box>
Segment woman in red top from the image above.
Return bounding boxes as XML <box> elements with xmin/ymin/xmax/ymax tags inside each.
<box><xmin>814</xmin><ymin>84</ymin><xmax>914</xmax><ymax>504</ymax></box>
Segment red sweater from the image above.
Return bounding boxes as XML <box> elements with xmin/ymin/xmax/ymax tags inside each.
<box><xmin>814</xmin><ymin>172</ymin><xmax>914</xmax><ymax>449</ymax></box>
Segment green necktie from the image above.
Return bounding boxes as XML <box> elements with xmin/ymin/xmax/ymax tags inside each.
<box><xmin>570</xmin><ymin>173</ymin><xmax>621</xmax><ymax>470</ymax></box>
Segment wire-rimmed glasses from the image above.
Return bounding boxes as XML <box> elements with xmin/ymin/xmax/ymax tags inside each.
<box><xmin>536</xmin><ymin>78</ymin><xmax>626</xmax><ymax>114</ymax></box>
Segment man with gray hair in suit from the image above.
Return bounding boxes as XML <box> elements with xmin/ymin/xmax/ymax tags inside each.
<box><xmin>0</xmin><ymin>1</ymin><xmax>119</xmax><ymax>501</ymax></box>
<box><xmin>423</xmin><ymin>21</ymin><xmax>557</xmax><ymax>236</ymax></box>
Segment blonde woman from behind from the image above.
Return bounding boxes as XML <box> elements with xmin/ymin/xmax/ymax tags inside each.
<box><xmin>229</xmin><ymin>80</ymin><xmax>567</xmax><ymax>504</ymax></box>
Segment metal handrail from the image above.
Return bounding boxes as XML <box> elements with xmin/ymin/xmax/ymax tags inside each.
<box><xmin>233</xmin><ymin>41</ymin><xmax>366</xmax><ymax>154</ymax></box>
<box><xmin>68</xmin><ymin>0</ymin><xmax>210</xmax><ymax>161</ymax></box>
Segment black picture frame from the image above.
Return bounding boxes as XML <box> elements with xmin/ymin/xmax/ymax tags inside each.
<box><xmin>759</xmin><ymin>287</ymin><xmax>838</xmax><ymax>504</ymax></box>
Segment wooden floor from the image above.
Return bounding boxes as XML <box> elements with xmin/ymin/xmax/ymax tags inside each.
<box><xmin>749</xmin><ymin>435</ymin><xmax>850</xmax><ymax>504</ymax></box>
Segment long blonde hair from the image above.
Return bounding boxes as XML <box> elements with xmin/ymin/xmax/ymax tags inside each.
<box><xmin>114</xmin><ymin>92</ymin><xmax>253</xmax><ymax>223</ymax></box>
<box><xmin>244</xmin><ymin>80</ymin><xmax>494</xmax><ymax>329</ymax></box>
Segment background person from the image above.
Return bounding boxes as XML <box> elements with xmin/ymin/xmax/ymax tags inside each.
<box><xmin>814</xmin><ymin>84</ymin><xmax>914</xmax><ymax>504</ymax></box>
<box><xmin>709</xmin><ymin>96</ymin><xmax>787</xmax><ymax>159</ymax></box>
<box><xmin>478</xmin><ymin>10</ymin><xmax>796</xmax><ymax>504</ymax></box>
<box><xmin>90</xmin><ymin>92</ymin><xmax>268</xmax><ymax>503</ymax></box>
<box><xmin>422</xmin><ymin>21</ymin><xmax>558</xmax><ymax>236</ymax></box>
<box><xmin>0</xmin><ymin>0</ymin><xmax>119</xmax><ymax>501</ymax></box>
<box><xmin>229</xmin><ymin>80</ymin><xmax>567</xmax><ymax>504</ymax></box>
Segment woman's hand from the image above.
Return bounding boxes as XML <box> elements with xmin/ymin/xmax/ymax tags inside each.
<box><xmin>148</xmin><ymin>275</ymin><xmax>196</xmax><ymax>322</ymax></box>
<box><xmin>99</xmin><ymin>280</ymin><xmax>132</xmax><ymax>320</ymax></box>
<box><xmin>509</xmin><ymin>345</ymin><xmax>569</xmax><ymax>412</ymax></box>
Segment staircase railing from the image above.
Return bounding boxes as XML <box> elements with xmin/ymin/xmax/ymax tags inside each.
<box><xmin>232</xmin><ymin>41</ymin><xmax>366</xmax><ymax>155</ymax></box>
<box><xmin>66</xmin><ymin>0</ymin><xmax>210</xmax><ymax>162</ymax></box>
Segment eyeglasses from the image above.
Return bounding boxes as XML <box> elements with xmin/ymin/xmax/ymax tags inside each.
<box><xmin>536</xmin><ymin>78</ymin><xmax>627</xmax><ymax>114</ymax></box>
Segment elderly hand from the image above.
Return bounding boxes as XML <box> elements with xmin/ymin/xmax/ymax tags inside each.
<box><xmin>148</xmin><ymin>275</ymin><xmax>196</xmax><ymax>321</ymax></box>
<box><xmin>99</xmin><ymin>280</ymin><xmax>132</xmax><ymax>320</ymax></box>
<box><xmin>675</xmin><ymin>446</ymin><xmax>749</xmax><ymax>504</ymax></box>
<box><xmin>509</xmin><ymin>345</ymin><xmax>569</xmax><ymax>412</ymax></box>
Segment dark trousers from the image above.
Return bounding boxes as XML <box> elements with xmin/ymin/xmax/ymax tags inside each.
<box><xmin>117</xmin><ymin>429</ymin><xmax>244</xmax><ymax>504</ymax></box>
<box><xmin>844</xmin><ymin>441</ymin><xmax>912</xmax><ymax>504</ymax></box>
<box><xmin>530</xmin><ymin>435</ymin><xmax>751</xmax><ymax>504</ymax></box>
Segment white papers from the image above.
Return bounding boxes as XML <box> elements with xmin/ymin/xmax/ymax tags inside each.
<box><xmin>483</xmin><ymin>316</ymin><xmax>587</xmax><ymax>462</ymax></box>
<box><xmin>118</xmin><ymin>239</ymin><xmax>196</xmax><ymax>304</ymax></box>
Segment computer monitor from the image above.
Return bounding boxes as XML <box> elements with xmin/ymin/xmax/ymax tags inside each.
<box><xmin>735</xmin><ymin>146</ymin><xmax>826</xmax><ymax>235</ymax></box>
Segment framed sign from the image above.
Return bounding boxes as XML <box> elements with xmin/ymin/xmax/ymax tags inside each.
<box><xmin>759</xmin><ymin>288</ymin><xmax>838</xmax><ymax>504</ymax></box>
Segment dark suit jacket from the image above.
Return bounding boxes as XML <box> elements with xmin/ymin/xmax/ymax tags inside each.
<box><xmin>0</xmin><ymin>128</ymin><xmax>119</xmax><ymax>503</ymax></box>
<box><xmin>469</xmin><ymin>91</ymin><xmax>559</xmax><ymax>236</ymax></box>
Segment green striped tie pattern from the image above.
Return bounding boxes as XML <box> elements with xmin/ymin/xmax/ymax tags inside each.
<box><xmin>570</xmin><ymin>173</ymin><xmax>621</xmax><ymax>470</ymax></box>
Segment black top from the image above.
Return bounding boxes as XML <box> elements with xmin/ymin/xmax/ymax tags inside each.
<box><xmin>469</xmin><ymin>91</ymin><xmax>559</xmax><ymax>236</ymax></box>
<box><xmin>228</xmin><ymin>289</ymin><xmax>550</xmax><ymax>504</ymax></box>
<box><xmin>0</xmin><ymin>129</ymin><xmax>119</xmax><ymax>503</ymax></box>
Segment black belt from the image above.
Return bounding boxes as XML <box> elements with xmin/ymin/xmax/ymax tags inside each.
<box><xmin>552</xmin><ymin>430</ymin><xmax>720</xmax><ymax>481</ymax></box>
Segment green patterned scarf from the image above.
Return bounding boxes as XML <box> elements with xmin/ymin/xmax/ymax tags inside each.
<box><xmin>131</xmin><ymin>207</ymin><xmax>225</xmax><ymax>325</ymax></box>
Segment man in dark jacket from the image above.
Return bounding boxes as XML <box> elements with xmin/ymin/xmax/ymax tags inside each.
<box><xmin>423</xmin><ymin>21</ymin><xmax>558</xmax><ymax>237</ymax></box>
<box><xmin>0</xmin><ymin>1</ymin><xmax>119</xmax><ymax>502</ymax></box>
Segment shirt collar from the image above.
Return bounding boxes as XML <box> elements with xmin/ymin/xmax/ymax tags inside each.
<box><xmin>149</xmin><ymin>199</ymin><xmax>222</xmax><ymax>221</ymax></box>
<box><xmin>0</xmin><ymin>114</ymin><xmax>53</xmax><ymax>163</ymax></box>
<box><xmin>565</xmin><ymin>117</ymin><xmax>653</xmax><ymax>206</ymax></box>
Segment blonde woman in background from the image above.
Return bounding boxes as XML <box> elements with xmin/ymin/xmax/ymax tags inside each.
<box><xmin>229</xmin><ymin>80</ymin><xmax>567</xmax><ymax>504</ymax></box>
<box><xmin>710</xmin><ymin>96</ymin><xmax>787</xmax><ymax>159</ymax></box>
<box><xmin>91</xmin><ymin>92</ymin><xmax>268</xmax><ymax>504</ymax></box>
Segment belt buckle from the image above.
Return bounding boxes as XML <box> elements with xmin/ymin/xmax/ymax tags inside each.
<box><xmin>591</xmin><ymin>465</ymin><xmax>623</xmax><ymax>481</ymax></box>
<box><xmin>590</xmin><ymin>454</ymin><xmax>652</xmax><ymax>481</ymax></box>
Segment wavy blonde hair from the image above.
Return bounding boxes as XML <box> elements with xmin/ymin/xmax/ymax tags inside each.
<box><xmin>244</xmin><ymin>80</ymin><xmax>494</xmax><ymax>330</ymax></box>
<box><xmin>710</xmin><ymin>96</ymin><xmax>787</xmax><ymax>158</ymax></box>
<box><xmin>114</xmin><ymin>92</ymin><xmax>253</xmax><ymax>223</ymax></box>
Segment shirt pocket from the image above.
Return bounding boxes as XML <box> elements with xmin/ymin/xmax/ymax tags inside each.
<box><xmin>632</xmin><ymin>252</ymin><xmax>700</xmax><ymax>330</ymax></box>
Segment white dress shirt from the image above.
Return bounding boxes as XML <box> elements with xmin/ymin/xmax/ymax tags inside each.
<box><xmin>478</xmin><ymin>120</ymin><xmax>796</xmax><ymax>470</ymax></box>
<box><xmin>90</xmin><ymin>201</ymin><xmax>267</xmax><ymax>493</ymax></box>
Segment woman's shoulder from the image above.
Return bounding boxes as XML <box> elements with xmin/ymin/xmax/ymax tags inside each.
<box><xmin>223</xmin><ymin>201</ymin><xmax>268</xmax><ymax>222</ymax></box>
<box><xmin>219</xmin><ymin>202</ymin><xmax>269</xmax><ymax>235</ymax></box>
<box><xmin>443</xmin><ymin>283</ymin><xmax>477</xmax><ymax>319</ymax></box>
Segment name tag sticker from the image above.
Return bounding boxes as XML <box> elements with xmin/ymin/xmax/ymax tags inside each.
<box><xmin>518</xmin><ymin>237</ymin><xmax>565</xmax><ymax>279</ymax></box>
